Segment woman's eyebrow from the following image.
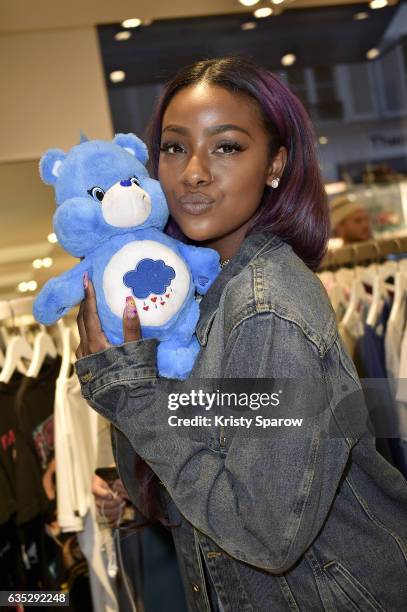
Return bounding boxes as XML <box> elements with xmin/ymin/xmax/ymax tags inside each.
<box><xmin>161</xmin><ymin>124</ymin><xmax>251</xmax><ymax>137</ymax></box>
<box><xmin>207</xmin><ymin>124</ymin><xmax>251</xmax><ymax>137</ymax></box>
<box><xmin>161</xmin><ymin>125</ymin><xmax>188</xmax><ymax>135</ymax></box>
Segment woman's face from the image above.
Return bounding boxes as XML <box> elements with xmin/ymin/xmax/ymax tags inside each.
<box><xmin>158</xmin><ymin>83</ymin><xmax>286</xmax><ymax>255</ymax></box>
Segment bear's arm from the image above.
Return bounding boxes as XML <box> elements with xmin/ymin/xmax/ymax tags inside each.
<box><xmin>33</xmin><ymin>259</ymin><xmax>89</xmax><ymax>325</ymax></box>
<box><xmin>176</xmin><ymin>243</ymin><xmax>220</xmax><ymax>295</ymax></box>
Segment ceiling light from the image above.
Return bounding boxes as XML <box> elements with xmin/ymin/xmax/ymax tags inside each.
<box><xmin>241</xmin><ymin>21</ymin><xmax>257</xmax><ymax>30</ymax></box>
<box><xmin>47</xmin><ymin>233</ymin><xmax>58</xmax><ymax>243</ymax></box>
<box><xmin>18</xmin><ymin>282</ymin><xmax>28</xmax><ymax>293</ymax></box>
<box><xmin>281</xmin><ymin>53</ymin><xmax>296</xmax><ymax>66</ymax></box>
<box><xmin>319</xmin><ymin>136</ymin><xmax>329</xmax><ymax>145</ymax></box>
<box><xmin>271</xmin><ymin>0</ymin><xmax>285</xmax><ymax>4</ymax></box>
<box><xmin>42</xmin><ymin>257</ymin><xmax>53</xmax><ymax>268</ymax></box>
<box><xmin>354</xmin><ymin>11</ymin><xmax>369</xmax><ymax>20</ymax></box>
<box><xmin>32</xmin><ymin>259</ymin><xmax>43</xmax><ymax>269</ymax></box>
<box><xmin>325</xmin><ymin>181</ymin><xmax>346</xmax><ymax>195</ymax></box>
<box><xmin>110</xmin><ymin>70</ymin><xmax>126</xmax><ymax>83</ymax></box>
<box><xmin>254</xmin><ymin>7</ymin><xmax>273</xmax><ymax>17</ymax></box>
<box><xmin>114</xmin><ymin>31</ymin><xmax>132</xmax><ymax>41</ymax></box>
<box><xmin>369</xmin><ymin>0</ymin><xmax>388</xmax><ymax>8</ymax></box>
<box><xmin>328</xmin><ymin>237</ymin><xmax>344</xmax><ymax>250</ymax></box>
<box><xmin>121</xmin><ymin>18</ymin><xmax>142</xmax><ymax>28</ymax></box>
<box><xmin>366</xmin><ymin>48</ymin><xmax>380</xmax><ymax>60</ymax></box>
<box><xmin>27</xmin><ymin>281</ymin><xmax>38</xmax><ymax>291</ymax></box>
<box><xmin>239</xmin><ymin>0</ymin><xmax>260</xmax><ymax>5</ymax></box>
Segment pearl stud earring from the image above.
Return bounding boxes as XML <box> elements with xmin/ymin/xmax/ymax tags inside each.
<box><xmin>270</xmin><ymin>178</ymin><xmax>280</xmax><ymax>189</ymax></box>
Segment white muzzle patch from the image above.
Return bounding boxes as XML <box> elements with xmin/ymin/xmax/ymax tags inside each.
<box><xmin>102</xmin><ymin>181</ymin><xmax>152</xmax><ymax>227</ymax></box>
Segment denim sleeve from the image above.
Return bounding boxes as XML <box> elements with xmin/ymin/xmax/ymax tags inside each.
<box><xmin>75</xmin><ymin>317</ymin><xmax>351</xmax><ymax>573</ymax></box>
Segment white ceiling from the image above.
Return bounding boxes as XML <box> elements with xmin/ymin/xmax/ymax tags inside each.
<box><xmin>0</xmin><ymin>0</ymin><xmax>364</xmax><ymax>33</ymax></box>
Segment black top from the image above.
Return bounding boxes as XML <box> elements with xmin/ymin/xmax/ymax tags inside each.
<box><xmin>0</xmin><ymin>371</ymin><xmax>23</xmax><ymax>525</ymax></box>
<box><xmin>15</xmin><ymin>356</ymin><xmax>61</xmax><ymax>524</ymax></box>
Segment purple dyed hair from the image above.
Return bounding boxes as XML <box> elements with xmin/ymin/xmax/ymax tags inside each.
<box><xmin>134</xmin><ymin>57</ymin><xmax>330</xmax><ymax>525</ymax></box>
<box><xmin>147</xmin><ymin>56</ymin><xmax>330</xmax><ymax>271</ymax></box>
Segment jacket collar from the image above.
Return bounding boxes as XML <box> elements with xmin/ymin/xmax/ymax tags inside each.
<box><xmin>196</xmin><ymin>232</ymin><xmax>283</xmax><ymax>346</ymax></box>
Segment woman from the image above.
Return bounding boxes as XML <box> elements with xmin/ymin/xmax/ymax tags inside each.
<box><xmin>75</xmin><ymin>57</ymin><xmax>407</xmax><ymax>611</ymax></box>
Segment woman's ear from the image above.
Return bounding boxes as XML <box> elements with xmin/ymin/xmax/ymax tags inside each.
<box><xmin>266</xmin><ymin>146</ymin><xmax>287</xmax><ymax>187</ymax></box>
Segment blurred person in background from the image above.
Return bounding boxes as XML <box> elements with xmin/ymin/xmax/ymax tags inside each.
<box><xmin>331</xmin><ymin>194</ymin><xmax>373</xmax><ymax>244</ymax></box>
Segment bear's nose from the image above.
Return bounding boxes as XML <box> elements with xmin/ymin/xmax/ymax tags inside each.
<box><xmin>120</xmin><ymin>179</ymin><xmax>132</xmax><ymax>187</ymax></box>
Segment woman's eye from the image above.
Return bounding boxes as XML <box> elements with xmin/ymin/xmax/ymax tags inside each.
<box><xmin>87</xmin><ymin>186</ymin><xmax>105</xmax><ymax>202</ymax></box>
<box><xmin>159</xmin><ymin>142</ymin><xmax>185</xmax><ymax>154</ymax></box>
<box><xmin>215</xmin><ymin>142</ymin><xmax>244</xmax><ymax>154</ymax></box>
<box><xmin>130</xmin><ymin>176</ymin><xmax>140</xmax><ymax>186</ymax></box>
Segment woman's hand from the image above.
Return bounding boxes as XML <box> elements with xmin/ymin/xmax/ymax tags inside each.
<box><xmin>76</xmin><ymin>272</ymin><xmax>141</xmax><ymax>359</ymax></box>
<box><xmin>91</xmin><ymin>474</ymin><xmax>127</xmax><ymax>525</ymax></box>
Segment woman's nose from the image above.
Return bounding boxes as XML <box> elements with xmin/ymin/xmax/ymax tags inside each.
<box><xmin>182</xmin><ymin>154</ymin><xmax>212</xmax><ymax>187</ymax></box>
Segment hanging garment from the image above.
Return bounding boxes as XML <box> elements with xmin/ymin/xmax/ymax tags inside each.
<box><xmin>0</xmin><ymin>514</ymin><xmax>25</xmax><ymax>591</ymax></box>
<box><xmin>385</xmin><ymin>299</ymin><xmax>407</xmax><ymax>382</ymax></box>
<box><xmin>0</xmin><ymin>372</ymin><xmax>22</xmax><ymax>523</ymax></box>
<box><xmin>55</xmin><ymin>370</ymin><xmax>119</xmax><ymax>611</ymax></box>
<box><xmin>0</xmin><ymin>370</ymin><xmax>55</xmax><ymax>593</ymax></box>
<box><xmin>395</xmin><ymin>328</ymin><xmax>407</xmax><ymax>435</ymax></box>
<box><xmin>356</xmin><ymin>300</ymin><xmax>401</xmax><ymax>467</ymax></box>
<box><xmin>97</xmin><ymin>414</ymin><xmax>115</xmax><ymax>469</ymax></box>
<box><xmin>15</xmin><ymin>356</ymin><xmax>61</xmax><ymax>522</ymax></box>
<box><xmin>14</xmin><ymin>356</ymin><xmax>92</xmax><ymax>602</ymax></box>
<box><xmin>0</xmin><ymin>464</ymin><xmax>15</xmax><ymax>527</ymax></box>
<box><xmin>54</xmin><ymin>381</ymin><xmax>83</xmax><ymax>532</ymax></box>
<box><xmin>339</xmin><ymin>300</ymin><xmax>370</xmax><ymax>375</ymax></box>
<box><xmin>77</xmin><ymin>506</ymin><xmax>119</xmax><ymax>612</ymax></box>
<box><xmin>392</xmin><ymin>321</ymin><xmax>407</xmax><ymax>477</ymax></box>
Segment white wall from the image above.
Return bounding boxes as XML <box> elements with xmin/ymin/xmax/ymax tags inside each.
<box><xmin>0</xmin><ymin>26</ymin><xmax>113</xmax><ymax>162</ymax></box>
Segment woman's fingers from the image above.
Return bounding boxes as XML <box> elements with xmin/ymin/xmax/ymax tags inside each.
<box><xmin>91</xmin><ymin>474</ymin><xmax>113</xmax><ymax>498</ymax></box>
<box><xmin>82</xmin><ymin>273</ymin><xmax>111</xmax><ymax>354</ymax></box>
<box><xmin>123</xmin><ymin>296</ymin><xmax>141</xmax><ymax>342</ymax></box>
<box><xmin>91</xmin><ymin>475</ymin><xmax>125</xmax><ymax>524</ymax></box>
<box><xmin>76</xmin><ymin>274</ymin><xmax>141</xmax><ymax>358</ymax></box>
<box><xmin>112</xmin><ymin>478</ymin><xmax>131</xmax><ymax>501</ymax></box>
<box><xmin>75</xmin><ymin>300</ymin><xmax>87</xmax><ymax>359</ymax></box>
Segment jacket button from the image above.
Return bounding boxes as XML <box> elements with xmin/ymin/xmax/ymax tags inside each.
<box><xmin>80</xmin><ymin>371</ymin><xmax>92</xmax><ymax>383</ymax></box>
<box><xmin>192</xmin><ymin>583</ymin><xmax>200</xmax><ymax>593</ymax></box>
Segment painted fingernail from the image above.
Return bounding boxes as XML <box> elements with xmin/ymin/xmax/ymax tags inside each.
<box><xmin>83</xmin><ymin>272</ymin><xmax>89</xmax><ymax>289</ymax></box>
<box><xmin>126</xmin><ymin>296</ymin><xmax>137</xmax><ymax>319</ymax></box>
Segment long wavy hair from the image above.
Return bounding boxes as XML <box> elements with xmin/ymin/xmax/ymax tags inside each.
<box><xmin>133</xmin><ymin>56</ymin><xmax>330</xmax><ymax>525</ymax></box>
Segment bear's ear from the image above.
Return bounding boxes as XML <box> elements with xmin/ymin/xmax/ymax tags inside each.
<box><xmin>39</xmin><ymin>149</ymin><xmax>66</xmax><ymax>185</ymax></box>
<box><xmin>113</xmin><ymin>133</ymin><xmax>149</xmax><ymax>165</ymax></box>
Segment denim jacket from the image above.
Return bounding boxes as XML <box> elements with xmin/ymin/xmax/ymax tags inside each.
<box><xmin>76</xmin><ymin>232</ymin><xmax>407</xmax><ymax>612</ymax></box>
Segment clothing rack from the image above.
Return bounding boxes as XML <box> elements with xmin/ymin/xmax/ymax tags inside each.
<box><xmin>318</xmin><ymin>235</ymin><xmax>407</xmax><ymax>271</ymax></box>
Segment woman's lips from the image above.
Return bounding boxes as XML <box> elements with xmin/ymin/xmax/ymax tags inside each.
<box><xmin>179</xmin><ymin>195</ymin><xmax>214</xmax><ymax>215</ymax></box>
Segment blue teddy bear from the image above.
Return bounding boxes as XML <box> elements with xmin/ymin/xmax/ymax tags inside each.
<box><xmin>33</xmin><ymin>133</ymin><xmax>220</xmax><ymax>379</ymax></box>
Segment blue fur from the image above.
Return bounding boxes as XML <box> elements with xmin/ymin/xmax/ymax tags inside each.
<box><xmin>33</xmin><ymin>133</ymin><xmax>220</xmax><ymax>379</ymax></box>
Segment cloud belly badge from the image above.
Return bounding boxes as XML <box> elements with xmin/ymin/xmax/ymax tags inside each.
<box><xmin>123</xmin><ymin>258</ymin><xmax>175</xmax><ymax>321</ymax></box>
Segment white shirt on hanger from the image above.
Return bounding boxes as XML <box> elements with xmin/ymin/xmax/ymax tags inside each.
<box><xmin>54</xmin><ymin>368</ymin><xmax>119</xmax><ymax>611</ymax></box>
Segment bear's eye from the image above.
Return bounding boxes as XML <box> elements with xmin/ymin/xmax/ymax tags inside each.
<box><xmin>87</xmin><ymin>186</ymin><xmax>105</xmax><ymax>202</ymax></box>
<box><xmin>130</xmin><ymin>176</ymin><xmax>140</xmax><ymax>187</ymax></box>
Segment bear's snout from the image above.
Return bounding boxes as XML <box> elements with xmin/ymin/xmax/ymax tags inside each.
<box><xmin>102</xmin><ymin>180</ymin><xmax>152</xmax><ymax>228</ymax></box>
